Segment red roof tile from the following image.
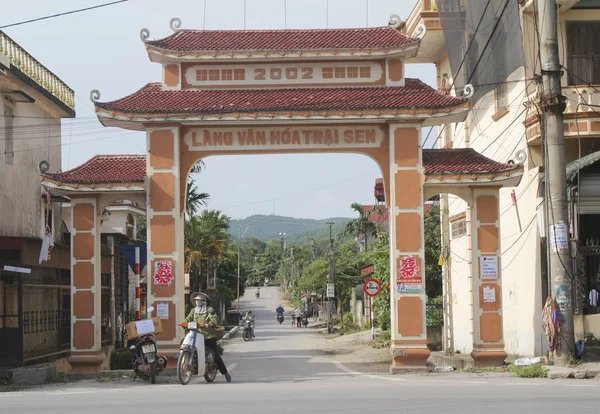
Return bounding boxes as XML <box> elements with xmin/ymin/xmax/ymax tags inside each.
<box><xmin>147</xmin><ymin>27</ymin><xmax>418</xmax><ymax>53</ymax></box>
<box><xmin>361</xmin><ymin>205</ymin><xmax>389</xmax><ymax>224</ymax></box>
<box><xmin>422</xmin><ymin>148</ymin><xmax>519</xmax><ymax>175</ymax></box>
<box><xmin>95</xmin><ymin>80</ymin><xmax>467</xmax><ymax>115</ymax></box>
<box><xmin>43</xmin><ymin>155</ymin><xmax>146</xmax><ymax>184</ymax></box>
<box><xmin>42</xmin><ymin>149</ymin><xmax>519</xmax><ymax>186</ymax></box>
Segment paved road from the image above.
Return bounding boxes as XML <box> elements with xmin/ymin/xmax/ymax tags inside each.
<box><xmin>3</xmin><ymin>287</ymin><xmax>600</xmax><ymax>413</ymax></box>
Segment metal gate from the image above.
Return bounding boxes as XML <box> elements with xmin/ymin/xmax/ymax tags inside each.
<box><xmin>574</xmin><ymin>240</ymin><xmax>600</xmax><ymax>315</ymax></box>
<box><xmin>0</xmin><ymin>271</ymin><xmax>23</xmax><ymax>367</ymax></box>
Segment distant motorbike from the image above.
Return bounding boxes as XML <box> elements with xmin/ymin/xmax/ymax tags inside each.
<box><xmin>242</xmin><ymin>319</ymin><xmax>254</xmax><ymax>341</ymax></box>
<box><xmin>277</xmin><ymin>312</ymin><xmax>284</xmax><ymax>324</ymax></box>
<box><xmin>255</xmin><ymin>291</ymin><xmax>260</xmax><ymax>299</ymax></box>
<box><xmin>176</xmin><ymin>321</ymin><xmax>219</xmax><ymax>385</ymax></box>
<box><xmin>301</xmin><ymin>314</ymin><xmax>308</xmax><ymax>328</ymax></box>
<box><xmin>130</xmin><ymin>306</ymin><xmax>167</xmax><ymax>384</ymax></box>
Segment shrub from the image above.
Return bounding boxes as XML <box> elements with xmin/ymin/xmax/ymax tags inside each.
<box><xmin>509</xmin><ymin>364</ymin><xmax>547</xmax><ymax>378</ymax></box>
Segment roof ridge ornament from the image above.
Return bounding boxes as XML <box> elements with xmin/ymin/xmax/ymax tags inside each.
<box><xmin>169</xmin><ymin>18</ymin><xmax>182</xmax><ymax>32</ymax></box>
<box><xmin>508</xmin><ymin>150</ymin><xmax>527</xmax><ymax>165</ymax></box>
<box><xmin>140</xmin><ymin>28</ymin><xmax>151</xmax><ymax>43</ymax></box>
<box><xmin>388</xmin><ymin>14</ymin><xmax>406</xmax><ymax>30</ymax></box>
<box><xmin>90</xmin><ymin>89</ymin><xmax>101</xmax><ymax>104</ymax></box>
<box><xmin>416</xmin><ymin>23</ymin><xmax>426</xmax><ymax>39</ymax></box>
<box><xmin>463</xmin><ymin>84</ymin><xmax>474</xmax><ymax>99</ymax></box>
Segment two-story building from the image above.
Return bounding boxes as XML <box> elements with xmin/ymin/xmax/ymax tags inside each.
<box><xmin>0</xmin><ymin>30</ymin><xmax>76</xmax><ymax>366</ymax></box>
<box><xmin>405</xmin><ymin>0</ymin><xmax>600</xmax><ymax>358</ymax></box>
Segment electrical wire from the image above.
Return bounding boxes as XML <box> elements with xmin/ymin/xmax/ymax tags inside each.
<box><xmin>0</xmin><ymin>1</ymin><xmax>131</xmax><ymax>29</ymax></box>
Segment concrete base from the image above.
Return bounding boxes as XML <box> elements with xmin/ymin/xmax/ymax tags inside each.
<box><xmin>471</xmin><ymin>350</ymin><xmax>507</xmax><ymax>367</ymax></box>
<box><xmin>68</xmin><ymin>351</ymin><xmax>107</xmax><ymax>374</ymax></box>
<box><xmin>0</xmin><ymin>364</ymin><xmax>57</xmax><ymax>385</ymax></box>
<box><xmin>388</xmin><ymin>347</ymin><xmax>430</xmax><ymax>373</ymax></box>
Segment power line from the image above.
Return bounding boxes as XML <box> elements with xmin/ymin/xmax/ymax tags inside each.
<box><xmin>0</xmin><ymin>0</ymin><xmax>131</xmax><ymax>29</ymax></box>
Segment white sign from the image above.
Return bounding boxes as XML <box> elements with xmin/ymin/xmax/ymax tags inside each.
<box><xmin>479</xmin><ymin>256</ymin><xmax>498</xmax><ymax>280</ymax></box>
<box><xmin>483</xmin><ymin>286</ymin><xmax>496</xmax><ymax>303</ymax></box>
<box><xmin>364</xmin><ymin>279</ymin><xmax>381</xmax><ymax>297</ymax></box>
<box><xmin>549</xmin><ymin>223</ymin><xmax>569</xmax><ymax>252</ymax></box>
<box><xmin>157</xmin><ymin>303</ymin><xmax>169</xmax><ymax>319</ymax></box>
<box><xmin>3</xmin><ymin>265</ymin><xmax>31</xmax><ymax>274</ymax></box>
<box><xmin>327</xmin><ymin>283</ymin><xmax>335</xmax><ymax>298</ymax></box>
<box><xmin>135</xmin><ymin>319</ymin><xmax>155</xmax><ymax>336</ymax></box>
<box><xmin>183</xmin><ymin>62</ymin><xmax>383</xmax><ymax>87</ymax></box>
<box><xmin>183</xmin><ymin>126</ymin><xmax>385</xmax><ymax>152</ymax></box>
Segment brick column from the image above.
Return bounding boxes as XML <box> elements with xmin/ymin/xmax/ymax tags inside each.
<box><xmin>69</xmin><ymin>197</ymin><xmax>105</xmax><ymax>373</ymax></box>
<box><xmin>147</xmin><ymin>127</ymin><xmax>184</xmax><ymax>354</ymax></box>
<box><xmin>388</xmin><ymin>125</ymin><xmax>430</xmax><ymax>372</ymax></box>
<box><xmin>471</xmin><ymin>189</ymin><xmax>507</xmax><ymax>366</ymax></box>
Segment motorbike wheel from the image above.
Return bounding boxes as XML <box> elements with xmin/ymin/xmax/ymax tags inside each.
<box><xmin>177</xmin><ymin>351</ymin><xmax>193</xmax><ymax>385</ymax></box>
<box><xmin>149</xmin><ymin>361</ymin><xmax>156</xmax><ymax>384</ymax></box>
<box><xmin>242</xmin><ymin>329</ymin><xmax>251</xmax><ymax>342</ymax></box>
<box><xmin>203</xmin><ymin>349</ymin><xmax>218</xmax><ymax>383</ymax></box>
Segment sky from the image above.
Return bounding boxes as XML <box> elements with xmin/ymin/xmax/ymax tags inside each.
<box><xmin>4</xmin><ymin>0</ymin><xmax>437</xmax><ymax>220</ymax></box>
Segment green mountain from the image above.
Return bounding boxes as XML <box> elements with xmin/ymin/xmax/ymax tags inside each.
<box><xmin>227</xmin><ymin>215</ymin><xmax>351</xmax><ymax>242</ymax></box>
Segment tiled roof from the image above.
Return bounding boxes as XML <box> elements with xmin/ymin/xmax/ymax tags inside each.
<box><xmin>95</xmin><ymin>80</ymin><xmax>467</xmax><ymax>115</ymax></box>
<box><xmin>361</xmin><ymin>205</ymin><xmax>389</xmax><ymax>224</ymax></box>
<box><xmin>422</xmin><ymin>148</ymin><xmax>519</xmax><ymax>175</ymax></box>
<box><xmin>42</xmin><ymin>149</ymin><xmax>518</xmax><ymax>186</ymax></box>
<box><xmin>43</xmin><ymin>155</ymin><xmax>146</xmax><ymax>184</ymax></box>
<box><xmin>147</xmin><ymin>26</ymin><xmax>418</xmax><ymax>52</ymax></box>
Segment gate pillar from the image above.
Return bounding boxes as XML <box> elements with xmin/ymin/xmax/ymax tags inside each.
<box><xmin>146</xmin><ymin>127</ymin><xmax>184</xmax><ymax>354</ymax></box>
<box><xmin>388</xmin><ymin>125</ymin><xmax>430</xmax><ymax>372</ymax></box>
<box><xmin>470</xmin><ymin>189</ymin><xmax>507</xmax><ymax>366</ymax></box>
<box><xmin>68</xmin><ymin>197</ymin><xmax>105</xmax><ymax>372</ymax></box>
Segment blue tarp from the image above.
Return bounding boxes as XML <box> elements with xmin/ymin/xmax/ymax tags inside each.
<box><xmin>118</xmin><ymin>244</ymin><xmax>147</xmax><ymax>273</ymax></box>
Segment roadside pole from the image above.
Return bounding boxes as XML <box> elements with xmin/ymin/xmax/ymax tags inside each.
<box><xmin>538</xmin><ymin>0</ymin><xmax>575</xmax><ymax>365</ymax></box>
<box><xmin>364</xmin><ymin>278</ymin><xmax>381</xmax><ymax>340</ymax></box>
<box><xmin>326</xmin><ymin>220</ymin><xmax>335</xmax><ymax>334</ymax></box>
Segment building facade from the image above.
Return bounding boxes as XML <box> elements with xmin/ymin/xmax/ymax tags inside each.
<box><xmin>406</xmin><ymin>0</ymin><xmax>600</xmax><ymax>357</ymax></box>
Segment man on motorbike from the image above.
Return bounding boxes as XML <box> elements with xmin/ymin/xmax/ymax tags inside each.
<box><xmin>244</xmin><ymin>310</ymin><xmax>255</xmax><ymax>338</ymax></box>
<box><xmin>276</xmin><ymin>305</ymin><xmax>285</xmax><ymax>314</ymax></box>
<box><xmin>185</xmin><ymin>293</ymin><xmax>232</xmax><ymax>383</ymax></box>
<box><xmin>255</xmin><ymin>287</ymin><xmax>260</xmax><ymax>298</ymax></box>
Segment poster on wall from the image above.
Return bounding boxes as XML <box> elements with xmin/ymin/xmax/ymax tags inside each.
<box><xmin>549</xmin><ymin>223</ymin><xmax>569</xmax><ymax>252</ymax></box>
<box><xmin>479</xmin><ymin>256</ymin><xmax>498</xmax><ymax>280</ymax></box>
<box><xmin>397</xmin><ymin>256</ymin><xmax>422</xmax><ymax>293</ymax></box>
<box><xmin>153</xmin><ymin>261</ymin><xmax>174</xmax><ymax>286</ymax></box>
<box><xmin>157</xmin><ymin>302</ymin><xmax>169</xmax><ymax>319</ymax></box>
<box><xmin>483</xmin><ymin>286</ymin><xmax>496</xmax><ymax>303</ymax></box>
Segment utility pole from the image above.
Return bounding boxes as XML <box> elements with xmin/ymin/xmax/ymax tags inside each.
<box><xmin>441</xmin><ymin>194</ymin><xmax>454</xmax><ymax>356</ymax></box>
<box><xmin>326</xmin><ymin>220</ymin><xmax>335</xmax><ymax>333</ymax></box>
<box><xmin>538</xmin><ymin>0</ymin><xmax>574</xmax><ymax>365</ymax></box>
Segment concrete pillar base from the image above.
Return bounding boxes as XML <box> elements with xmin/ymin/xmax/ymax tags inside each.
<box><xmin>388</xmin><ymin>347</ymin><xmax>430</xmax><ymax>373</ymax></box>
<box><xmin>471</xmin><ymin>350</ymin><xmax>507</xmax><ymax>367</ymax></box>
<box><xmin>68</xmin><ymin>352</ymin><xmax>106</xmax><ymax>374</ymax></box>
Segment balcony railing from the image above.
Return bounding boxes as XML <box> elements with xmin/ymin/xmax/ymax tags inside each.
<box><xmin>565</xmin><ymin>85</ymin><xmax>600</xmax><ymax>114</ymax></box>
<box><xmin>0</xmin><ymin>30</ymin><xmax>74</xmax><ymax>110</ymax></box>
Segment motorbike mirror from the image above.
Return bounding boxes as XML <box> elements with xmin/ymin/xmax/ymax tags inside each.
<box><xmin>147</xmin><ymin>306</ymin><xmax>155</xmax><ymax>314</ymax></box>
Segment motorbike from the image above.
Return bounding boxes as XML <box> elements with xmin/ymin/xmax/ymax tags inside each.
<box><xmin>301</xmin><ymin>314</ymin><xmax>308</xmax><ymax>328</ymax></box>
<box><xmin>277</xmin><ymin>312</ymin><xmax>284</xmax><ymax>324</ymax></box>
<box><xmin>130</xmin><ymin>306</ymin><xmax>167</xmax><ymax>384</ymax></box>
<box><xmin>242</xmin><ymin>318</ymin><xmax>254</xmax><ymax>341</ymax></box>
<box><xmin>176</xmin><ymin>321</ymin><xmax>219</xmax><ymax>385</ymax></box>
<box><xmin>255</xmin><ymin>291</ymin><xmax>260</xmax><ymax>299</ymax></box>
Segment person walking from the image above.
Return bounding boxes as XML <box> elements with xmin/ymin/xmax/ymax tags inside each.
<box><xmin>293</xmin><ymin>306</ymin><xmax>303</xmax><ymax>329</ymax></box>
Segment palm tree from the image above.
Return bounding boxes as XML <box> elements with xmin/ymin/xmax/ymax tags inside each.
<box><xmin>186</xmin><ymin>180</ymin><xmax>210</xmax><ymax>218</ymax></box>
<box><xmin>343</xmin><ymin>202</ymin><xmax>378</xmax><ymax>251</ymax></box>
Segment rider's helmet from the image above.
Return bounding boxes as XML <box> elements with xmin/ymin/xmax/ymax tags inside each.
<box><xmin>193</xmin><ymin>292</ymin><xmax>211</xmax><ymax>306</ymax></box>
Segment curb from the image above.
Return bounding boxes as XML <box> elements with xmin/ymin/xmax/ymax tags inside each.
<box><xmin>545</xmin><ymin>365</ymin><xmax>600</xmax><ymax>379</ymax></box>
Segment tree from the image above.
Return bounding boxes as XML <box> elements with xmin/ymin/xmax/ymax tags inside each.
<box><xmin>343</xmin><ymin>202</ymin><xmax>378</xmax><ymax>251</ymax></box>
<box><xmin>424</xmin><ymin>204</ymin><xmax>442</xmax><ymax>298</ymax></box>
<box><xmin>186</xmin><ymin>180</ymin><xmax>210</xmax><ymax>218</ymax></box>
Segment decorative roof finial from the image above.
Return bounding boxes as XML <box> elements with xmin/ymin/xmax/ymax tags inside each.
<box><xmin>169</xmin><ymin>18</ymin><xmax>182</xmax><ymax>32</ymax></box>
<box><xmin>513</xmin><ymin>150</ymin><xmax>527</xmax><ymax>165</ymax></box>
<box><xmin>416</xmin><ymin>23</ymin><xmax>426</xmax><ymax>39</ymax></box>
<box><xmin>140</xmin><ymin>28</ymin><xmax>151</xmax><ymax>43</ymax></box>
<box><xmin>90</xmin><ymin>89</ymin><xmax>101</xmax><ymax>104</ymax></box>
<box><xmin>388</xmin><ymin>14</ymin><xmax>405</xmax><ymax>30</ymax></box>
<box><xmin>463</xmin><ymin>84</ymin><xmax>474</xmax><ymax>98</ymax></box>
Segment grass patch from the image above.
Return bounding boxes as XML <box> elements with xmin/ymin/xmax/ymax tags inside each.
<box><xmin>46</xmin><ymin>371</ymin><xmax>70</xmax><ymax>384</ymax></box>
<box><xmin>509</xmin><ymin>364</ymin><xmax>547</xmax><ymax>378</ymax></box>
<box><xmin>0</xmin><ymin>379</ymin><xmax>25</xmax><ymax>393</ymax></box>
<box><xmin>372</xmin><ymin>330</ymin><xmax>390</xmax><ymax>349</ymax></box>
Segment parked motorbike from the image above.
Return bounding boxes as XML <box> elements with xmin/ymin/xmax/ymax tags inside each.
<box><xmin>130</xmin><ymin>306</ymin><xmax>167</xmax><ymax>384</ymax></box>
<box><xmin>176</xmin><ymin>321</ymin><xmax>219</xmax><ymax>385</ymax></box>
<box><xmin>277</xmin><ymin>312</ymin><xmax>284</xmax><ymax>324</ymax></box>
<box><xmin>242</xmin><ymin>319</ymin><xmax>254</xmax><ymax>341</ymax></box>
<box><xmin>301</xmin><ymin>314</ymin><xmax>308</xmax><ymax>328</ymax></box>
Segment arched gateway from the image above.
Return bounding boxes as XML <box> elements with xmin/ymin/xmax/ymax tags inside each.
<box><xmin>40</xmin><ymin>18</ymin><xmax>523</xmax><ymax>373</ymax></box>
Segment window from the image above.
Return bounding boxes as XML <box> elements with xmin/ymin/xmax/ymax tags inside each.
<box><xmin>222</xmin><ymin>69</ymin><xmax>233</xmax><ymax>80</ymax></box>
<box><xmin>233</xmin><ymin>69</ymin><xmax>245</xmax><ymax>80</ymax></box>
<box><xmin>322</xmin><ymin>67</ymin><xmax>334</xmax><ymax>79</ymax></box>
<box><xmin>567</xmin><ymin>21</ymin><xmax>600</xmax><ymax>85</ymax></box>
<box><xmin>495</xmin><ymin>83</ymin><xmax>507</xmax><ymax>110</ymax></box>
<box><xmin>4</xmin><ymin>103</ymin><xmax>13</xmax><ymax>164</ymax></box>
<box><xmin>126</xmin><ymin>213</ymin><xmax>135</xmax><ymax>239</ymax></box>
<box><xmin>451</xmin><ymin>216</ymin><xmax>467</xmax><ymax>239</ymax></box>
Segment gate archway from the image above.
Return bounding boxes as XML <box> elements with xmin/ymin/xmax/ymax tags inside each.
<box><xmin>40</xmin><ymin>17</ymin><xmax>523</xmax><ymax>373</ymax></box>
